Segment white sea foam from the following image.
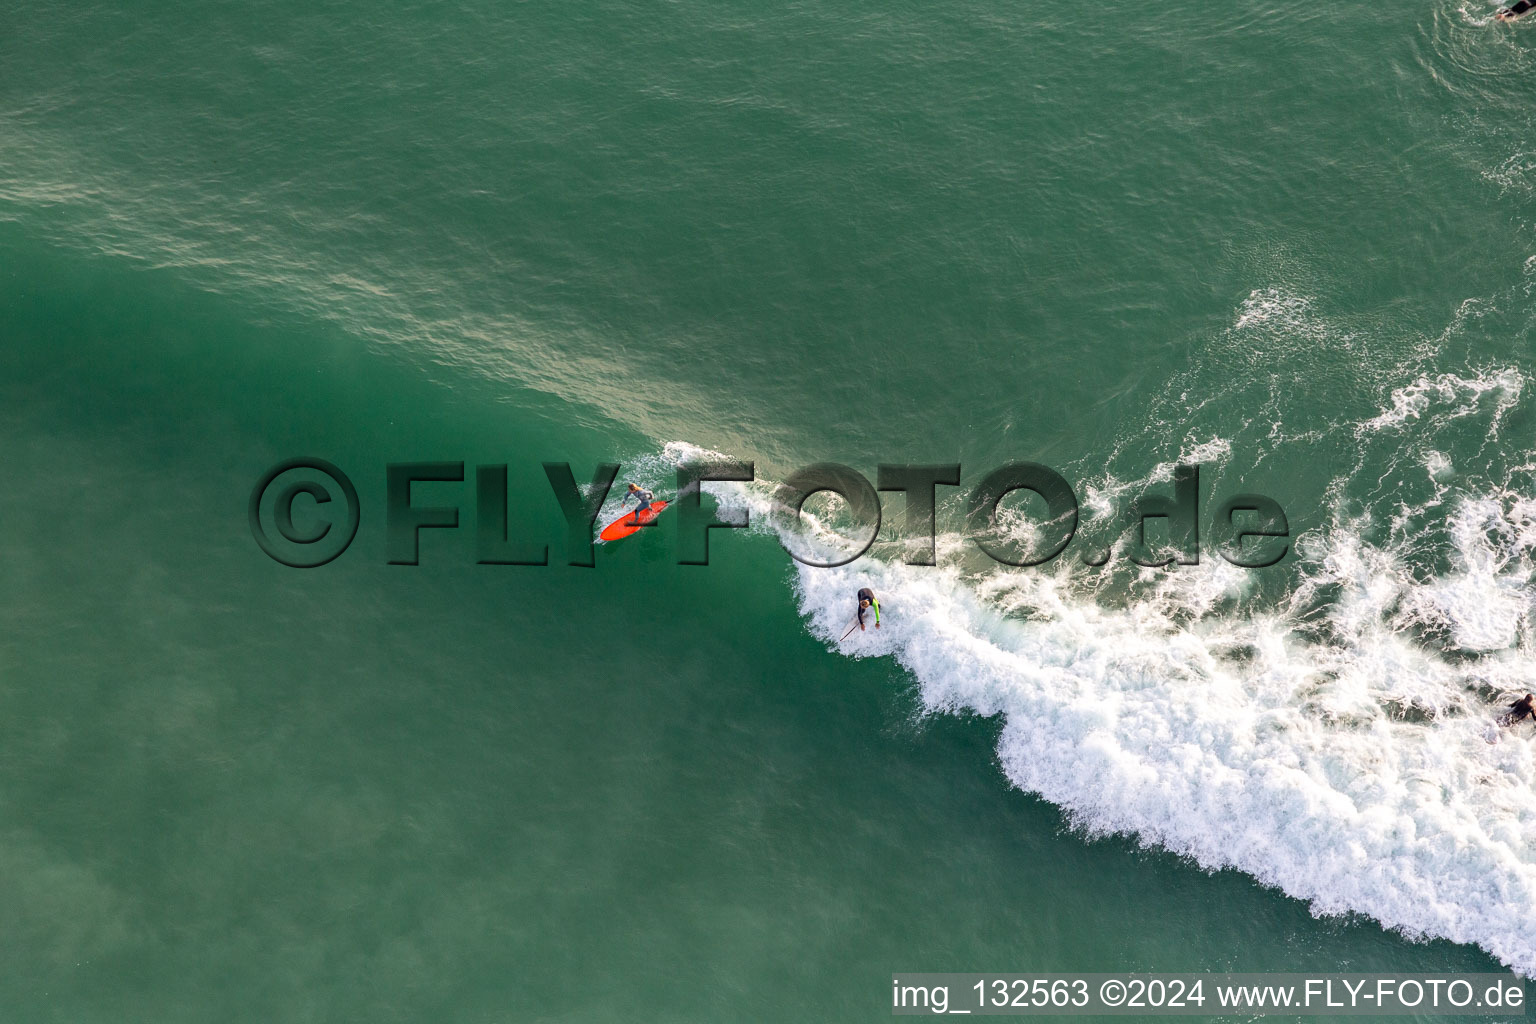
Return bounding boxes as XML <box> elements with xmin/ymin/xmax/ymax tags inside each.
<box><xmin>1233</xmin><ymin>287</ymin><xmax>1331</xmax><ymax>339</ymax></box>
<box><xmin>793</xmin><ymin>522</ymin><xmax>1536</xmax><ymax>974</ymax></box>
<box><xmin>1358</xmin><ymin>369</ymin><xmax>1524</xmax><ymax>436</ymax></box>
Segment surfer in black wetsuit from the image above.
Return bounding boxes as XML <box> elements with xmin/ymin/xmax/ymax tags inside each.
<box><xmin>622</xmin><ymin>482</ymin><xmax>655</xmax><ymax>524</ymax></box>
<box><xmin>856</xmin><ymin>587</ymin><xmax>881</xmax><ymax>630</ymax></box>
<box><xmin>1501</xmin><ymin>693</ymin><xmax>1536</xmax><ymax>727</ymax></box>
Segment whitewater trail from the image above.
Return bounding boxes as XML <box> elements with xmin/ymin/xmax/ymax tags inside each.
<box><xmin>613</xmin><ymin>338</ymin><xmax>1536</xmax><ymax>974</ymax></box>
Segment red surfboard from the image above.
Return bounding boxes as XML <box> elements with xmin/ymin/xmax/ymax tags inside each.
<box><xmin>598</xmin><ymin>500</ymin><xmax>669</xmax><ymax>542</ymax></box>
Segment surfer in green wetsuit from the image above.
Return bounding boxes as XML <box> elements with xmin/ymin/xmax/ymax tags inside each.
<box><xmin>857</xmin><ymin>587</ymin><xmax>880</xmax><ymax>630</ymax></box>
<box><xmin>622</xmin><ymin>482</ymin><xmax>655</xmax><ymax>524</ymax></box>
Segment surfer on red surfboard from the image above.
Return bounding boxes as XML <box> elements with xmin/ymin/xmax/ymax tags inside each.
<box><xmin>622</xmin><ymin>482</ymin><xmax>656</xmax><ymax>524</ymax></box>
<box><xmin>598</xmin><ymin>484</ymin><xmax>669</xmax><ymax>542</ymax></box>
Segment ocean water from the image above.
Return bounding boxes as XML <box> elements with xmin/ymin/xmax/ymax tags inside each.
<box><xmin>5</xmin><ymin>0</ymin><xmax>1536</xmax><ymax>1019</ymax></box>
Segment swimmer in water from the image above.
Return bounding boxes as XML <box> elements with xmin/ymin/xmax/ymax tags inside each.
<box><xmin>1497</xmin><ymin>0</ymin><xmax>1536</xmax><ymax>22</ymax></box>
<box><xmin>1500</xmin><ymin>693</ymin><xmax>1535</xmax><ymax>728</ymax></box>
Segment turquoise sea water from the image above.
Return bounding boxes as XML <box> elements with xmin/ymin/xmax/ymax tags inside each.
<box><xmin>5</xmin><ymin>1</ymin><xmax>1536</xmax><ymax>1019</ymax></box>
